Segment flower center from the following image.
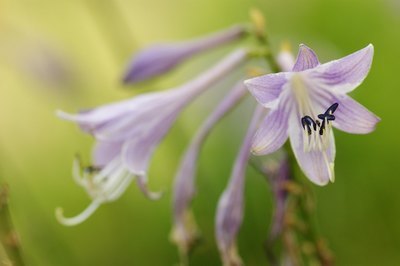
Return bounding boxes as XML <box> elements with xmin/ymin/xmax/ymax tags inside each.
<box><xmin>301</xmin><ymin>103</ymin><xmax>338</xmax><ymax>152</ymax></box>
<box><xmin>290</xmin><ymin>74</ymin><xmax>338</xmax><ymax>153</ymax></box>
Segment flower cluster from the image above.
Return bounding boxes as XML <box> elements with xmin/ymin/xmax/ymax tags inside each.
<box><xmin>57</xmin><ymin>18</ymin><xmax>379</xmax><ymax>265</ymax></box>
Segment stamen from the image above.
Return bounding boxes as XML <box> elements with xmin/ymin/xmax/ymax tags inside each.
<box><xmin>301</xmin><ymin>116</ymin><xmax>316</xmax><ymax>135</ymax></box>
<box><xmin>56</xmin><ymin>200</ymin><xmax>102</xmax><ymax>226</ymax></box>
<box><xmin>325</xmin><ymin>103</ymin><xmax>338</xmax><ymax>114</ymax></box>
<box><xmin>300</xmin><ymin>103</ymin><xmax>339</xmax><ymax>153</ymax></box>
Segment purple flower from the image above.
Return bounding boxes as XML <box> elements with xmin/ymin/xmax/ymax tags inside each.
<box><xmin>244</xmin><ymin>44</ymin><xmax>380</xmax><ymax>185</ymax></box>
<box><xmin>215</xmin><ymin>106</ymin><xmax>264</xmax><ymax>266</ymax></box>
<box><xmin>123</xmin><ymin>25</ymin><xmax>247</xmax><ymax>84</ymax></box>
<box><xmin>171</xmin><ymin>82</ymin><xmax>247</xmax><ymax>255</ymax></box>
<box><xmin>55</xmin><ymin>49</ymin><xmax>248</xmax><ymax>226</ymax></box>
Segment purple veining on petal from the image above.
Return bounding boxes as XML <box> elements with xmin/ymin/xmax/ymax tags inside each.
<box><xmin>244</xmin><ymin>72</ymin><xmax>289</xmax><ymax>108</ymax></box>
<box><xmin>288</xmin><ymin>112</ymin><xmax>335</xmax><ymax>186</ymax></box>
<box><xmin>252</xmin><ymin>88</ymin><xmax>292</xmax><ymax>155</ymax></box>
<box><xmin>332</xmin><ymin>95</ymin><xmax>380</xmax><ymax>134</ymax></box>
<box><xmin>216</xmin><ymin>105</ymin><xmax>264</xmax><ymax>265</ymax></box>
<box><xmin>121</xmin><ymin>109</ymin><xmax>179</xmax><ymax>173</ymax></box>
<box><xmin>309</xmin><ymin>44</ymin><xmax>374</xmax><ymax>93</ymax></box>
<box><xmin>247</xmin><ymin>43</ymin><xmax>379</xmax><ymax>186</ymax></box>
<box><xmin>122</xmin><ymin>25</ymin><xmax>247</xmax><ymax>84</ymax></box>
<box><xmin>292</xmin><ymin>44</ymin><xmax>320</xmax><ymax>72</ymax></box>
<box><xmin>311</xmin><ymin>88</ymin><xmax>380</xmax><ymax>134</ymax></box>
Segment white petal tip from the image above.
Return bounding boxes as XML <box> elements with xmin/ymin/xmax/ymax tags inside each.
<box><xmin>313</xmin><ymin>179</ymin><xmax>330</xmax><ymax>186</ymax></box>
<box><xmin>329</xmin><ymin>163</ymin><xmax>335</xmax><ymax>183</ymax></box>
<box><xmin>364</xmin><ymin>44</ymin><xmax>374</xmax><ymax>55</ymax></box>
<box><xmin>243</xmin><ymin>79</ymin><xmax>252</xmax><ymax>88</ymax></box>
<box><xmin>298</xmin><ymin>43</ymin><xmax>311</xmax><ymax>50</ymax></box>
<box><xmin>250</xmin><ymin>146</ymin><xmax>264</xmax><ymax>155</ymax></box>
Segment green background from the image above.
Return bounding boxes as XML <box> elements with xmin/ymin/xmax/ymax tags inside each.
<box><xmin>0</xmin><ymin>0</ymin><xmax>398</xmax><ymax>265</ymax></box>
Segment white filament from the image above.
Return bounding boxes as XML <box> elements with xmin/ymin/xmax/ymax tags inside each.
<box><xmin>56</xmin><ymin>156</ymin><xmax>136</xmax><ymax>226</ymax></box>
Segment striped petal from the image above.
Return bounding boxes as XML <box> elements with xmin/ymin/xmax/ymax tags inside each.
<box><xmin>292</xmin><ymin>44</ymin><xmax>320</xmax><ymax>71</ymax></box>
<box><xmin>288</xmin><ymin>113</ymin><xmax>336</xmax><ymax>186</ymax></box>
<box><xmin>309</xmin><ymin>44</ymin><xmax>374</xmax><ymax>94</ymax></box>
<box><xmin>244</xmin><ymin>72</ymin><xmax>290</xmax><ymax>108</ymax></box>
<box><xmin>251</xmin><ymin>89</ymin><xmax>292</xmax><ymax>155</ymax></box>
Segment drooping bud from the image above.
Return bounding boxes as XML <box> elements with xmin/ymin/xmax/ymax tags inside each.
<box><xmin>122</xmin><ymin>25</ymin><xmax>247</xmax><ymax>84</ymax></box>
<box><xmin>171</xmin><ymin>82</ymin><xmax>247</xmax><ymax>258</ymax></box>
<box><xmin>216</xmin><ymin>106</ymin><xmax>264</xmax><ymax>266</ymax></box>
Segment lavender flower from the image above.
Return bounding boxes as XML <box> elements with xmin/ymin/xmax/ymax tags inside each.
<box><xmin>123</xmin><ymin>25</ymin><xmax>247</xmax><ymax>84</ymax></box>
<box><xmin>171</xmin><ymin>82</ymin><xmax>247</xmax><ymax>255</ymax></box>
<box><xmin>245</xmin><ymin>44</ymin><xmax>380</xmax><ymax>185</ymax></box>
<box><xmin>215</xmin><ymin>106</ymin><xmax>264</xmax><ymax>266</ymax></box>
<box><xmin>56</xmin><ymin>49</ymin><xmax>248</xmax><ymax>226</ymax></box>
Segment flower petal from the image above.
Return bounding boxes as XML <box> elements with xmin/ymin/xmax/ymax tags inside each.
<box><xmin>288</xmin><ymin>114</ymin><xmax>335</xmax><ymax>186</ymax></box>
<box><xmin>292</xmin><ymin>44</ymin><xmax>320</xmax><ymax>72</ymax></box>
<box><xmin>309</xmin><ymin>44</ymin><xmax>374</xmax><ymax>94</ymax></box>
<box><xmin>244</xmin><ymin>72</ymin><xmax>290</xmax><ymax>108</ymax></box>
<box><xmin>56</xmin><ymin>93</ymin><xmax>157</xmax><ymax>135</ymax></box>
<box><xmin>251</xmin><ymin>89</ymin><xmax>292</xmax><ymax>155</ymax></box>
<box><xmin>92</xmin><ymin>141</ymin><xmax>122</xmax><ymax>167</ymax></box>
<box><xmin>332</xmin><ymin>94</ymin><xmax>380</xmax><ymax>134</ymax></box>
<box><xmin>312</xmin><ymin>89</ymin><xmax>380</xmax><ymax>134</ymax></box>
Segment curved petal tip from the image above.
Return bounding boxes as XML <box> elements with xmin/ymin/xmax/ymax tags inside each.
<box><xmin>135</xmin><ymin>172</ymin><xmax>164</xmax><ymax>200</ymax></box>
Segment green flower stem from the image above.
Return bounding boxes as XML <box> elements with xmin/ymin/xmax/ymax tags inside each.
<box><xmin>0</xmin><ymin>185</ymin><xmax>25</xmax><ymax>266</ymax></box>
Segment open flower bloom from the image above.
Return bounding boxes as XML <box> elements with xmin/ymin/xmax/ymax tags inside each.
<box><xmin>244</xmin><ymin>44</ymin><xmax>380</xmax><ymax>185</ymax></box>
<box><xmin>56</xmin><ymin>49</ymin><xmax>248</xmax><ymax>226</ymax></box>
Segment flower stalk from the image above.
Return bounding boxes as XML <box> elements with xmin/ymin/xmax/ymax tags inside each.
<box><xmin>0</xmin><ymin>184</ymin><xmax>25</xmax><ymax>266</ymax></box>
<box><xmin>249</xmin><ymin>13</ymin><xmax>335</xmax><ymax>264</ymax></box>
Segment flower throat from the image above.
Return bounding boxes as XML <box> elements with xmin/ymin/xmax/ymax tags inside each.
<box><xmin>301</xmin><ymin>103</ymin><xmax>339</xmax><ymax>152</ymax></box>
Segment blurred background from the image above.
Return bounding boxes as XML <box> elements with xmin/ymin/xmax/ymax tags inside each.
<box><xmin>0</xmin><ymin>0</ymin><xmax>399</xmax><ymax>265</ymax></box>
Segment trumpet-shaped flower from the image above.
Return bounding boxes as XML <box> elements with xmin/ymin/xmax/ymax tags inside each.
<box><xmin>245</xmin><ymin>44</ymin><xmax>380</xmax><ymax>185</ymax></box>
<box><xmin>171</xmin><ymin>82</ymin><xmax>247</xmax><ymax>255</ymax></box>
<box><xmin>216</xmin><ymin>106</ymin><xmax>264</xmax><ymax>266</ymax></box>
<box><xmin>56</xmin><ymin>49</ymin><xmax>248</xmax><ymax>225</ymax></box>
<box><xmin>123</xmin><ymin>25</ymin><xmax>247</xmax><ymax>84</ymax></box>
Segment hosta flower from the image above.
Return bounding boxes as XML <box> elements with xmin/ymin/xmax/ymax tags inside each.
<box><xmin>171</xmin><ymin>82</ymin><xmax>247</xmax><ymax>255</ymax></box>
<box><xmin>123</xmin><ymin>25</ymin><xmax>247</xmax><ymax>84</ymax></box>
<box><xmin>245</xmin><ymin>44</ymin><xmax>380</xmax><ymax>185</ymax></box>
<box><xmin>56</xmin><ymin>49</ymin><xmax>248</xmax><ymax>226</ymax></box>
<box><xmin>216</xmin><ymin>106</ymin><xmax>264</xmax><ymax>266</ymax></box>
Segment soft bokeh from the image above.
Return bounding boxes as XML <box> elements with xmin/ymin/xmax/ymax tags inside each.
<box><xmin>0</xmin><ymin>0</ymin><xmax>398</xmax><ymax>265</ymax></box>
